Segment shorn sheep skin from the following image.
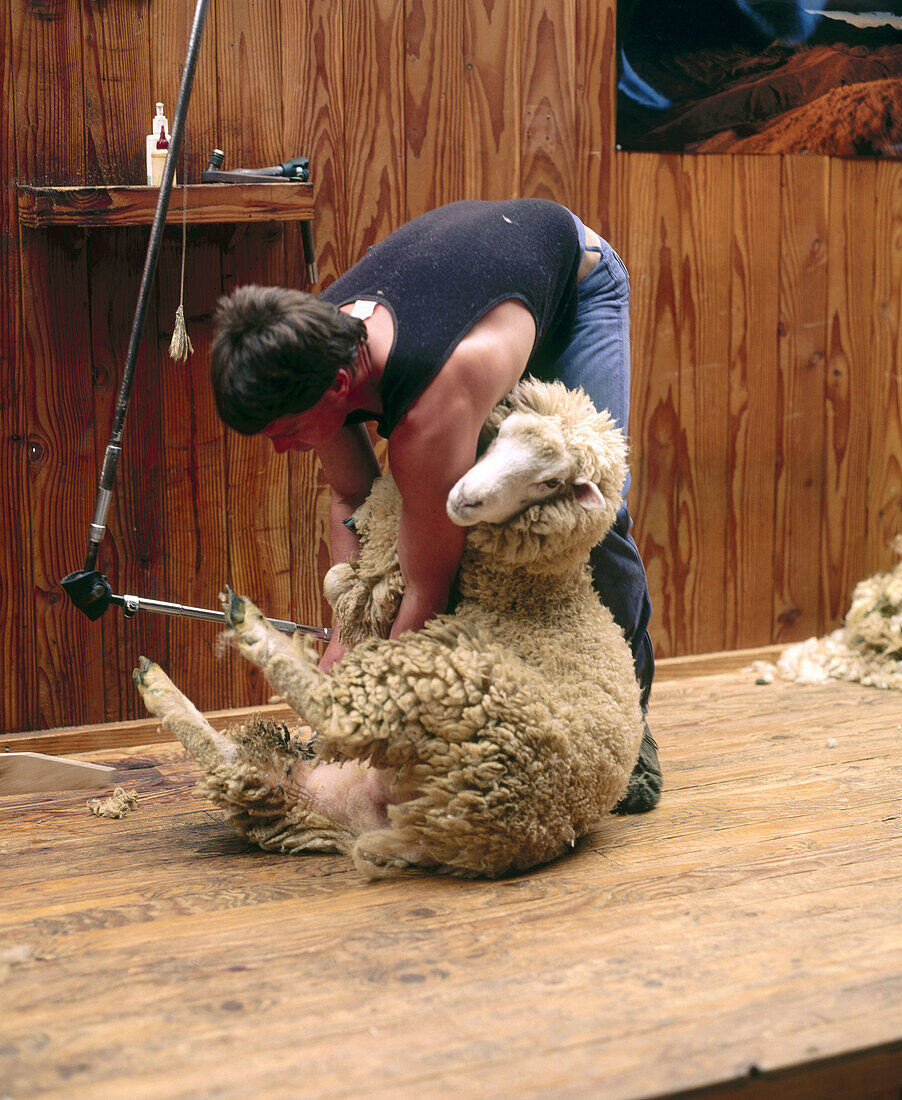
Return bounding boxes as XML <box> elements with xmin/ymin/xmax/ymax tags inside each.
<box><xmin>134</xmin><ymin>379</ymin><xmax>645</xmax><ymax>879</ymax></box>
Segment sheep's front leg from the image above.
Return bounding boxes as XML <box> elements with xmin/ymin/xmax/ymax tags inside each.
<box><xmin>221</xmin><ymin>587</ymin><xmax>328</xmax><ymax>726</ymax></box>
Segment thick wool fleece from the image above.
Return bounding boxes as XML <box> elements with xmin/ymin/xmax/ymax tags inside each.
<box><xmin>324</xmin><ymin>474</ymin><xmax>405</xmax><ymax>646</ymax></box>
<box><xmin>303</xmin><ymin>570</ymin><xmax>642</xmax><ymax>877</ymax></box>
<box><xmin>315</xmin><ymin>378</ymin><xmax>643</xmax><ymax>876</ymax></box>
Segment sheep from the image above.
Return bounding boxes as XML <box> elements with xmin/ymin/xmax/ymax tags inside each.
<box><xmin>751</xmin><ymin>535</ymin><xmax>902</xmax><ymax>691</ymax></box>
<box><xmin>134</xmin><ymin>378</ymin><xmax>645</xmax><ymax>878</ymax></box>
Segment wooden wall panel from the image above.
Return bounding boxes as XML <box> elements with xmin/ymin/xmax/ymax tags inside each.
<box><xmin>217</xmin><ymin>0</ymin><xmax>290</xmax><ymax>707</ymax></box>
<box><xmin>82</xmin><ymin>4</ymin><xmax>166</xmax><ymax>721</ymax></box>
<box><xmin>88</xmin><ymin>228</ymin><xmax>168</xmax><ymax>721</ymax></box>
<box><xmin>18</xmin><ymin>227</ymin><xmax>104</xmax><ymax>730</ymax></box>
<box><xmin>342</xmin><ymin>0</ymin><xmax>405</xmax><ymax>264</ymax></box>
<box><xmin>677</xmin><ymin>156</ymin><xmax>731</xmax><ymax>655</ymax></box>
<box><xmin>13</xmin><ymin>2</ymin><xmax>103</xmax><ymax>729</ymax></box>
<box><xmin>726</xmin><ymin>157</ymin><xmax>781</xmax><ymax>650</ymax></box>
<box><xmin>82</xmin><ymin>0</ymin><xmax>149</xmax><ymax>187</ymax></box>
<box><xmin>822</xmin><ymin>159</ymin><xmax>876</xmax><ymax>631</ymax></box>
<box><xmin>222</xmin><ymin>234</ymin><xmax>292</xmax><ymax>710</ymax></box>
<box><xmin>2</xmin><ymin>0</ymin><xmax>902</xmax><ymax>733</ymax></box>
<box><xmin>152</xmin><ymin>0</ymin><xmax>220</xmax><ymax>183</ymax></box>
<box><xmin>867</xmin><ymin>162</ymin><xmax>902</xmax><ymax>575</ymax></box>
<box><xmin>625</xmin><ymin>153</ymin><xmax>681</xmax><ymax>658</ymax></box>
<box><xmin>282</xmin><ymin>0</ymin><xmax>346</xmax><ymax>286</ymax></box>
<box><xmin>774</xmin><ymin>156</ymin><xmax>830</xmax><ymax>644</ymax></box>
<box><xmin>158</xmin><ymin>226</ymin><xmax>231</xmax><ymax>714</ymax></box>
<box><xmin>575</xmin><ymin>0</ymin><xmax>616</xmax><ymax>238</ymax></box>
<box><xmin>1</xmin><ymin>0</ymin><xmax>32</xmax><ymax>732</ymax></box>
<box><xmin>12</xmin><ymin>0</ymin><xmax>84</xmax><ymax>187</ymax></box>
<box><xmin>282</xmin><ymin>2</ymin><xmax>345</xmax><ymax>639</ymax></box>
<box><xmin>214</xmin><ymin>0</ymin><xmax>283</xmax><ymax>169</ymax></box>
<box><xmin>462</xmin><ymin>0</ymin><xmax>521</xmax><ymax>201</ymax></box>
<box><xmin>521</xmin><ymin>0</ymin><xmax>577</xmax><ymax>208</ymax></box>
<box><xmin>405</xmin><ymin>0</ymin><xmax>466</xmax><ymax>218</ymax></box>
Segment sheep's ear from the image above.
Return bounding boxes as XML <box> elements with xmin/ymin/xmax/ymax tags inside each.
<box><xmin>573</xmin><ymin>478</ymin><xmax>607</xmax><ymax>510</ymax></box>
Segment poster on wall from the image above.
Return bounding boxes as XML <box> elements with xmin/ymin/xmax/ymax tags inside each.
<box><xmin>615</xmin><ymin>0</ymin><xmax>902</xmax><ymax>156</ymax></box>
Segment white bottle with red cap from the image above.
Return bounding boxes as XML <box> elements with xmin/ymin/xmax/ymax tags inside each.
<box><xmin>146</xmin><ymin>102</ymin><xmax>176</xmax><ymax>187</ymax></box>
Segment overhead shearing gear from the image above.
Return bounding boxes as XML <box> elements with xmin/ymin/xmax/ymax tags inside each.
<box><xmin>61</xmin><ymin>0</ymin><xmax>329</xmax><ymax>645</ymax></box>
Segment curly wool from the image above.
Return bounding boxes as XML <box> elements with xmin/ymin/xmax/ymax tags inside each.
<box><xmin>324</xmin><ymin>475</ymin><xmax>405</xmax><ymax>646</ymax></box>
<box><xmin>311</xmin><ymin>605</ymin><xmax>642</xmax><ymax>877</ymax></box>
<box><xmin>86</xmin><ymin>787</ymin><xmax>138</xmax><ymax>819</ymax></box>
<box><xmin>194</xmin><ymin>718</ymin><xmax>357</xmax><ymax>855</ymax></box>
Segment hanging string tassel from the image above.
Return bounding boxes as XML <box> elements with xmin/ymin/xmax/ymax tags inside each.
<box><xmin>170</xmin><ymin>302</ymin><xmax>193</xmax><ymax>360</ymax></box>
<box><xmin>170</xmin><ymin>142</ymin><xmax>193</xmax><ymax>361</ymax></box>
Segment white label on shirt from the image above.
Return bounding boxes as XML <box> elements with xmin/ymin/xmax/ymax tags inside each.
<box><xmin>350</xmin><ymin>299</ymin><xmax>377</xmax><ymax>319</ymax></box>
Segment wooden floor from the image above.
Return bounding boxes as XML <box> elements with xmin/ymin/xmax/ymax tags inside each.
<box><xmin>2</xmin><ymin>657</ymin><xmax>901</xmax><ymax>1099</ymax></box>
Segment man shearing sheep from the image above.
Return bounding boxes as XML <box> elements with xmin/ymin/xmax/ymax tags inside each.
<box><xmin>210</xmin><ymin>198</ymin><xmax>661</xmax><ymax>814</ymax></box>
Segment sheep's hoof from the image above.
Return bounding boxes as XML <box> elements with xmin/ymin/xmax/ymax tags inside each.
<box><xmin>132</xmin><ymin>655</ymin><xmax>156</xmax><ymax>689</ymax></box>
<box><xmin>220</xmin><ymin>585</ymin><xmax>246</xmax><ymax>628</ymax></box>
<box><xmin>133</xmin><ymin>656</ymin><xmax>172</xmax><ymax>698</ymax></box>
<box><xmin>612</xmin><ymin>722</ymin><xmax>662</xmax><ymax>815</ymax></box>
<box><xmin>132</xmin><ymin>656</ymin><xmax>187</xmax><ymax>722</ymax></box>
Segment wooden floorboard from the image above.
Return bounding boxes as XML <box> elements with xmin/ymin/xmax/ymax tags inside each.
<box><xmin>1</xmin><ymin>670</ymin><xmax>900</xmax><ymax>1098</ymax></box>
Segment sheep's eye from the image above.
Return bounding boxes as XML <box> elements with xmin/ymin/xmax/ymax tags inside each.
<box><xmin>542</xmin><ymin>478</ymin><xmax>562</xmax><ymax>489</ymax></box>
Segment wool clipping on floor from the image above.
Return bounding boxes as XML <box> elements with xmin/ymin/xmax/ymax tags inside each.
<box><xmin>752</xmin><ymin>536</ymin><xmax>902</xmax><ymax>691</ymax></box>
<box><xmin>87</xmin><ymin>787</ymin><xmax>139</xmax><ymax>819</ymax></box>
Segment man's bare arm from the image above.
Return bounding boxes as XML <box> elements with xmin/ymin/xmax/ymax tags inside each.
<box><xmin>318</xmin><ymin>422</ymin><xmax>382</xmax><ymax>555</ymax></box>
<box><xmin>386</xmin><ymin>306</ymin><xmax>535</xmax><ymax>637</ymax></box>
<box><xmin>388</xmin><ymin>397</ymin><xmax>476</xmax><ymax>639</ymax></box>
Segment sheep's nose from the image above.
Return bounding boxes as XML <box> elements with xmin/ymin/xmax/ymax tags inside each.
<box><xmin>452</xmin><ymin>494</ymin><xmax>481</xmax><ymax>514</ymax></box>
<box><xmin>447</xmin><ymin>489</ymin><xmax>482</xmax><ymax>524</ymax></box>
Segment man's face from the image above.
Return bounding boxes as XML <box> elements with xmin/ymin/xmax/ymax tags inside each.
<box><xmin>262</xmin><ymin>374</ymin><xmax>349</xmax><ymax>454</ymax></box>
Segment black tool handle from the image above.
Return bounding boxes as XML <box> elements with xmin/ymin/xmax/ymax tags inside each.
<box><xmin>300</xmin><ymin>221</ymin><xmax>317</xmax><ymax>284</ymax></box>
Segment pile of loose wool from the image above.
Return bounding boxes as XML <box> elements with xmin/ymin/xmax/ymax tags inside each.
<box><xmin>752</xmin><ymin>536</ymin><xmax>902</xmax><ymax>691</ymax></box>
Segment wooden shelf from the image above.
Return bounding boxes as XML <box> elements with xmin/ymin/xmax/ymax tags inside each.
<box><xmin>17</xmin><ymin>181</ymin><xmax>314</xmax><ymax>228</ymax></box>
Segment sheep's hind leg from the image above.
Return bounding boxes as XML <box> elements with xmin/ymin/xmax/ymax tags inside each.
<box><xmin>134</xmin><ymin>657</ymin><xmax>361</xmax><ymax>856</ymax></box>
<box><xmin>133</xmin><ymin>657</ymin><xmax>237</xmax><ymax>769</ymax></box>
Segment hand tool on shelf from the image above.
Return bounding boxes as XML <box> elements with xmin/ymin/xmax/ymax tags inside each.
<box><xmin>200</xmin><ymin>149</ymin><xmax>310</xmax><ymax>184</ymax></box>
<box><xmin>201</xmin><ymin>149</ymin><xmax>317</xmax><ymax>282</ymax></box>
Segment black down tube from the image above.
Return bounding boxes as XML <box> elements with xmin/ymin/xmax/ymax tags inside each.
<box><xmin>82</xmin><ymin>0</ymin><xmax>211</xmax><ymax>573</ymax></box>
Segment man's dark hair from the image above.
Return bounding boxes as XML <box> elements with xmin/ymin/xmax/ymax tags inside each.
<box><xmin>210</xmin><ymin>285</ymin><xmax>367</xmax><ymax>435</ymax></box>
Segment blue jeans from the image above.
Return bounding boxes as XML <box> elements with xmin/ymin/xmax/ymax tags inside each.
<box><xmin>550</xmin><ymin>216</ymin><xmax>654</xmax><ymax>708</ymax></box>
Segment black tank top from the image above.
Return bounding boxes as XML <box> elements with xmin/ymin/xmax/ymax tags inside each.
<box><xmin>320</xmin><ymin>199</ymin><xmax>580</xmax><ymax>437</ymax></box>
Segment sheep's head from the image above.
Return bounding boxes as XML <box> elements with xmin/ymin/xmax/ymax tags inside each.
<box><xmin>447</xmin><ymin>379</ymin><xmax>628</xmax><ymax>573</ymax></box>
<box><xmin>448</xmin><ymin>411</ymin><xmax>577</xmax><ymax>525</ymax></box>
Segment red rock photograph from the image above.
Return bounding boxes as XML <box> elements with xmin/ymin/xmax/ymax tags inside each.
<box><xmin>616</xmin><ymin>0</ymin><xmax>902</xmax><ymax>156</ymax></box>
